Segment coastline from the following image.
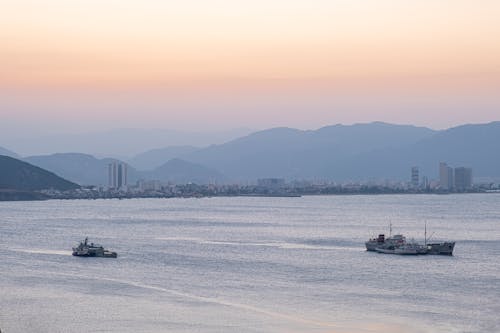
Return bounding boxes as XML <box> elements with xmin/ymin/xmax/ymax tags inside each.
<box><xmin>1</xmin><ymin>187</ymin><xmax>494</xmax><ymax>202</ymax></box>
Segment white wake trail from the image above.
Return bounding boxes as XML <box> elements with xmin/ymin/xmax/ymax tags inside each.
<box><xmin>54</xmin><ymin>271</ymin><xmax>339</xmax><ymax>329</ymax></box>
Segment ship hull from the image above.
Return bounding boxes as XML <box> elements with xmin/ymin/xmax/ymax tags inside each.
<box><xmin>72</xmin><ymin>250</ymin><xmax>117</xmax><ymax>258</ymax></box>
<box><xmin>365</xmin><ymin>241</ymin><xmax>380</xmax><ymax>251</ymax></box>
<box><xmin>427</xmin><ymin>242</ymin><xmax>455</xmax><ymax>255</ymax></box>
<box><xmin>375</xmin><ymin>247</ymin><xmax>419</xmax><ymax>255</ymax></box>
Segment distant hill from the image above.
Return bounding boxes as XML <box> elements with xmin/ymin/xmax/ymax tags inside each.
<box><xmin>344</xmin><ymin>121</ymin><xmax>500</xmax><ymax>180</ymax></box>
<box><xmin>128</xmin><ymin>145</ymin><xmax>199</xmax><ymax>171</ymax></box>
<box><xmin>145</xmin><ymin>158</ymin><xmax>225</xmax><ymax>184</ymax></box>
<box><xmin>24</xmin><ymin>153</ymin><xmax>221</xmax><ymax>186</ymax></box>
<box><xmin>182</xmin><ymin>122</ymin><xmax>437</xmax><ymax>180</ymax></box>
<box><xmin>18</xmin><ymin>121</ymin><xmax>500</xmax><ymax>184</ymax></box>
<box><xmin>0</xmin><ymin>155</ymin><xmax>79</xmax><ymax>191</ymax></box>
<box><xmin>0</xmin><ymin>146</ymin><xmax>19</xmax><ymax>158</ymax></box>
<box><xmin>6</xmin><ymin>127</ymin><xmax>254</xmax><ymax>157</ymax></box>
<box><xmin>24</xmin><ymin>153</ymin><xmax>141</xmax><ymax>186</ymax></box>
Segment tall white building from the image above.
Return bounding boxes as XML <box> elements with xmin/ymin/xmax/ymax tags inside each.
<box><xmin>439</xmin><ymin>162</ymin><xmax>453</xmax><ymax>190</ymax></box>
<box><xmin>108</xmin><ymin>162</ymin><xmax>128</xmax><ymax>189</ymax></box>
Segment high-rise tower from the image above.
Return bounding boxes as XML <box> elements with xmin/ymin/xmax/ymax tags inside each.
<box><xmin>454</xmin><ymin>167</ymin><xmax>472</xmax><ymax>191</ymax></box>
<box><xmin>411</xmin><ymin>166</ymin><xmax>419</xmax><ymax>187</ymax></box>
<box><xmin>439</xmin><ymin>162</ymin><xmax>453</xmax><ymax>190</ymax></box>
<box><xmin>108</xmin><ymin>162</ymin><xmax>128</xmax><ymax>189</ymax></box>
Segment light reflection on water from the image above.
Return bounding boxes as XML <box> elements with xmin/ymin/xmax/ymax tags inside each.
<box><xmin>1</xmin><ymin>194</ymin><xmax>499</xmax><ymax>333</ymax></box>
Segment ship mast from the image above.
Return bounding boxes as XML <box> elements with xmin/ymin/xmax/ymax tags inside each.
<box><xmin>425</xmin><ymin>222</ymin><xmax>427</xmax><ymax>246</ymax></box>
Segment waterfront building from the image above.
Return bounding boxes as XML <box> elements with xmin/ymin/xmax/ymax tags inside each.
<box><xmin>422</xmin><ymin>176</ymin><xmax>429</xmax><ymax>189</ymax></box>
<box><xmin>439</xmin><ymin>162</ymin><xmax>454</xmax><ymax>190</ymax></box>
<box><xmin>411</xmin><ymin>166</ymin><xmax>419</xmax><ymax>187</ymax></box>
<box><xmin>257</xmin><ymin>178</ymin><xmax>285</xmax><ymax>188</ymax></box>
<box><xmin>454</xmin><ymin>167</ymin><xmax>472</xmax><ymax>191</ymax></box>
<box><xmin>108</xmin><ymin>162</ymin><xmax>128</xmax><ymax>189</ymax></box>
<box><xmin>138</xmin><ymin>179</ymin><xmax>162</xmax><ymax>191</ymax></box>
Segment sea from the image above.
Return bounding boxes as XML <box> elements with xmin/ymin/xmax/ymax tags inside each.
<box><xmin>1</xmin><ymin>194</ymin><xmax>499</xmax><ymax>333</ymax></box>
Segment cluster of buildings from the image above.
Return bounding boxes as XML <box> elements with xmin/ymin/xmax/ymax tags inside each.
<box><xmin>439</xmin><ymin>162</ymin><xmax>473</xmax><ymax>191</ymax></box>
<box><xmin>409</xmin><ymin>166</ymin><xmax>430</xmax><ymax>189</ymax></box>
<box><xmin>257</xmin><ymin>178</ymin><xmax>285</xmax><ymax>188</ymax></box>
<box><xmin>104</xmin><ymin>160</ymin><xmax>475</xmax><ymax>197</ymax></box>
<box><xmin>406</xmin><ymin>166</ymin><xmax>431</xmax><ymax>190</ymax></box>
<box><xmin>411</xmin><ymin>163</ymin><xmax>473</xmax><ymax>192</ymax></box>
<box><xmin>42</xmin><ymin>164</ymin><xmax>488</xmax><ymax>200</ymax></box>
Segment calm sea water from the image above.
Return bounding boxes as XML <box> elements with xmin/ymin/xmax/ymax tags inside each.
<box><xmin>1</xmin><ymin>194</ymin><xmax>499</xmax><ymax>333</ymax></box>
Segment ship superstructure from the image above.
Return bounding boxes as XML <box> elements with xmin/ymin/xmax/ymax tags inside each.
<box><xmin>72</xmin><ymin>237</ymin><xmax>117</xmax><ymax>258</ymax></box>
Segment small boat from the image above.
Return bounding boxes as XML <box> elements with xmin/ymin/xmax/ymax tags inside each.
<box><xmin>72</xmin><ymin>237</ymin><xmax>117</xmax><ymax>258</ymax></box>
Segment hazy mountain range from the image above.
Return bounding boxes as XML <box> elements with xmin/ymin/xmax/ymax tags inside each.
<box><xmin>23</xmin><ymin>153</ymin><xmax>223</xmax><ymax>186</ymax></box>
<box><xmin>180</xmin><ymin>122</ymin><xmax>438</xmax><ymax>181</ymax></box>
<box><xmin>1</xmin><ymin>127</ymin><xmax>254</xmax><ymax>157</ymax></box>
<box><xmin>147</xmin><ymin>158</ymin><xmax>224</xmax><ymax>184</ymax></box>
<box><xmin>2</xmin><ymin>121</ymin><xmax>499</xmax><ymax>185</ymax></box>
<box><xmin>128</xmin><ymin>146</ymin><xmax>198</xmax><ymax>170</ymax></box>
<box><xmin>24</xmin><ymin>153</ymin><xmax>139</xmax><ymax>186</ymax></box>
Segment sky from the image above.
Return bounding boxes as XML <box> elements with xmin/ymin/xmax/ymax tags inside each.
<box><xmin>1</xmin><ymin>0</ymin><xmax>500</xmax><ymax>135</ymax></box>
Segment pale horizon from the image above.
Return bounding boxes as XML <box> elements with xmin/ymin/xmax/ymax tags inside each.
<box><xmin>1</xmin><ymin>0</ymin><xmax>500</xmax><ymax>134</ymax></box>
<box><xmin>0</xmin><ymin>118</ymin><xmax>498</xmax><ymax>142</ymax></box>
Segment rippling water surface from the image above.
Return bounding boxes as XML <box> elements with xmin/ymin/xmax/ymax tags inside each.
<box><xmin>1</xmin><ymin>194</ymin><xmax>499</xmax><ymax>333</ymax></box>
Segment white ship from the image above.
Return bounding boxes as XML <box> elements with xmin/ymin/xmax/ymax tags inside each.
<box><xmin>72</xmin><ymin>237</ymin><xmax>117</xmax><ymax>258</ymax></box>
<box><xmin>365</xmin><ymin>224</ymin><xmax>454</xmax><ymax>255</ymax></box>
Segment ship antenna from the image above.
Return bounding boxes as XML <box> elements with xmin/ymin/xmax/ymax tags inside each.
<box><xmin>425</xmin><ymin>221</ymin><xmax>427</xmax><ymax>246</ymax></box>
<box><xmin>389</xmin><ymin>222</ymin><xmax>392</xmax><ymax>237</ymax></box>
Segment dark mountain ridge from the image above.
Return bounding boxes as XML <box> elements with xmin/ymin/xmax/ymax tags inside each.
<box><xmin>0</xmin><ymin>146</ymin><xmax>19</xmax><ymax>159</ymax></box>
<box><xmin>0</xmin><ymin>155</ymin><xmax>79</xmax><ymax>191</ymax></box>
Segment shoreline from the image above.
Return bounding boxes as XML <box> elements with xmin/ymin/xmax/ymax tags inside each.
<box><xmin>0</xmin><ymin>189</ymin><xmax>496</xmax><ymax>202</ymax></box>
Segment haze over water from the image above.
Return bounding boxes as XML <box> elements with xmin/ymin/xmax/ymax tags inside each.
<box><xmin>1</xmin><ymin>194</ymin><xmax>499</xmax><ymax>332</ymax></box>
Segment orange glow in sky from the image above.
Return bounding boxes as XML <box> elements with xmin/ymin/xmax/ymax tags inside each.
<box><xmin>1</xmin><ymin>0</ymin><xmax>499</xmax><ymax>130</ymax></box>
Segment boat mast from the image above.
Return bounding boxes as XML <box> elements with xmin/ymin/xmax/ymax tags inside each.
<box><xmin>425</xmin><ymin>222</ymin><xmax>427</xmax><ymax>246</ymax></box>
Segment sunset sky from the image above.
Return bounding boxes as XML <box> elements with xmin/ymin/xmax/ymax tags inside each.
<box><xmin>1</xmin><ymin>0</ymin><xmax>499</xmax><ymax>134</ymax></box>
